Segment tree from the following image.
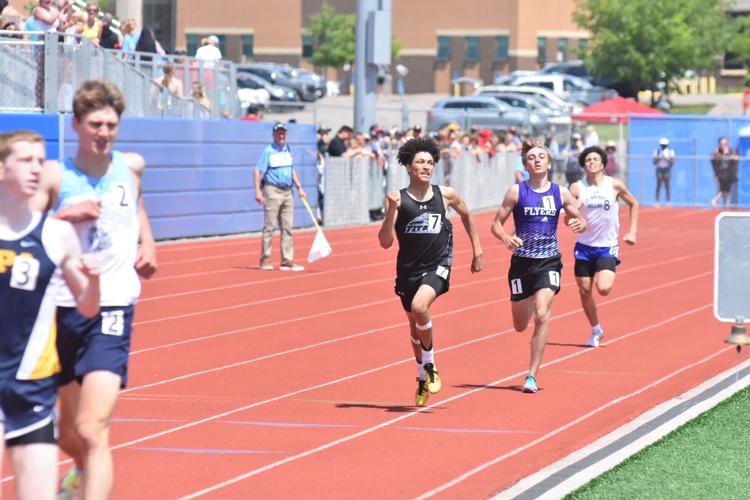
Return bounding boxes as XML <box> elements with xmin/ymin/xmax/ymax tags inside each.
<box><xmin>574</xmin><ymin>0</ymin><xmax>730</xmax><ymax>95</ymax></box>
<box><xmin>308</xmin><ymin>2</ymin><xmax>356</xmax><ymax>69</ymax></box>
<box><xmin>307</xmin><ymin>1</ymin><xmax>401</xmax><ymax>69</ymax></box>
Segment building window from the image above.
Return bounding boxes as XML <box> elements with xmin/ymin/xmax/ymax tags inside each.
<box><xmin>437</xmin><ymin>36</ymin><xmax>450</xmax><ymax>61</ymax></box>
<box><xmin>242</xmin><ymin>34</ymin><xmax>254</xmax><ymax>59</ymax></box>
<box><xmin>537</xmin><ymin>37</ymin><xmax>547</xmax><ymax>66</ymax></box>
<box><xmin>186</xmin><ymin>34</ymin><xmax>199</xmax><ymax>57</ymax></box>
<box><xmin>302</xmin><ymin>34</ymin><xmax>314</xmax><ymax>59</ymax></box>
<box><xmin>465</xmin><ymin>37</ymin><xmax>479</xmax><ymax>62</ymax></box>
<box><xmin>577</xmin><ymin>38</ymin><xmax>588</xmax><ymax>58</ymax></box>
<box><xmin>494</xmin><ymin>35</ymin><xmax>509</xmax><ymax>61</ymax></box>
<box><xmin>556</xmin><ymin>37</ymin><xmax>568</xmax><ymax>62</ymax></box>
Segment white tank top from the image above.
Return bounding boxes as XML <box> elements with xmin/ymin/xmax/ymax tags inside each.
<box><xmin>576</xmin><ymin>176</ymin><xmax>619</xmax><ymax>247</ymax></box>
<box><xmin>53</xmin><ymin>152</ymin><xmax>141</xmax><ymax>307</ymax></box>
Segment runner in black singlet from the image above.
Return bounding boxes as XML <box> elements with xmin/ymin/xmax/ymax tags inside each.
<box><xmin>378</xmin><ymin>137</ymin><xmax>483</xmax><ymax>406</ymax></box>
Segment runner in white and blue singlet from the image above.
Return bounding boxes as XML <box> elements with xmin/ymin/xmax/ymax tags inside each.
<box><xmin>491</xmin><ymin>140</ymin><xmax>586</xmax><ymax>394</ymax></box>
<box><xmin>379</xmin><ymin>137</ymin><xmax>483</xmax><ymax>407</ymax></box>
<box><xmin>31</xmin><ymin>81</ymin><xmax>157</xmax><ymax>499</ymax></box>
<box><xmin>569</xmin><ymin>146</ymin><xmax>639</xmax><ymax>348</ymax></box>
<box><xmin>1</xmin><ymin>130</ymin><xmax>99</xmax><ymax>500</ymax></box>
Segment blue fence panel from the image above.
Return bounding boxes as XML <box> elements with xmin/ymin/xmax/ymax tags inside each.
<box><xmin>61</xmin><ymin>117</ymin><xmax>318</xmax><ymax>240</ymax></box>
<box><xmin>0</xmin><ymin>114</ymin><xmax>62</xmax><ymax>161</ymax></box>
<box><xmin>628</xmin><ymin>115</ymin><xmax>750</xmax><ymax>207</ymax></box>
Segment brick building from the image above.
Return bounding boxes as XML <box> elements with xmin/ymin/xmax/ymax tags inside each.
<box><xmin>8</xmin><ymin>0</ymin><xmax>588</xmax><ymax>93</ymax></box>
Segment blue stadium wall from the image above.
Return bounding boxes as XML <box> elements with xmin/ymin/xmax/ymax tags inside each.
<box><xmin>1</xmin><ymin>114</ymin><xmax>318</xmax><ymax>240</ymax></box>
<box><xmin>628</xmin><ymin>115</ymin><xmax>750</xmax><ymax>207</ymax></box>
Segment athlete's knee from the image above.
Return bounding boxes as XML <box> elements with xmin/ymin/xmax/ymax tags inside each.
<box><xmin>577</xmin><ymin>284</ymin><xmax>593</xmax><ymax>298</ymax></box>
<box><xmin>410</xmin><ymin>299</ymin><xmax>430</xmax><ymax>318</ymax></box>
<box><xmin>512</xmin><ymin>318</ymin><xmax>527</xmax><ymax>332</ymax></box>
<box><xmin>533</xmin><ymin>308</ymin><xmax>550</xmax><ymax>327</ymax></box>
<box><xmin>75</xmin><ymin>414</ymin><xmax>111</xmax><ymax>451</ymax></box>
<box><xmin>597</xmin><ymin>284</ymin><xmax>613</xmax><ymax>296</ymax></box>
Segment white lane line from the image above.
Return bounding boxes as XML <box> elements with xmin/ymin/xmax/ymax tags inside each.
<box><xmin>179</xmin><ymin>304</ymin><xmax>713</xmax><ymax>498</ymax></box>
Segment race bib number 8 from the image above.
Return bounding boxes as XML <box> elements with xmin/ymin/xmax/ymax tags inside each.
<box><xmin>10</xmin><ymin>255</ymin><xmax>40</xmax><ymax>291</ymax></box>
<box><xmin>101</xmin><ymin>310</ymin><xmax>125</xmax><ymax>336</ymax></box>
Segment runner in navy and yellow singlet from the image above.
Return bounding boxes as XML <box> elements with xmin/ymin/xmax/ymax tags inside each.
<box><xmin>491</xmin><ymin>140</ymin><xmax>586</xmax><ymax>394</ymax></box>
<box><xmin>569</xmin><ymin>146</ymin><xmax>638</xmax><ymax>347</ymax></box>
<box><xmin>1</xmin><ymin>130</ymin><xmax>100</xmax><ymax>500</ymax></box>
<box><xmin>31</xmin><ymin>81</ymin><xmax>157</xmax><ymax>499</ymax></box>
<box><xmin>379</xmin><ymin>137</ymin><xmax>483</xmax><ymax>406</ymax></box>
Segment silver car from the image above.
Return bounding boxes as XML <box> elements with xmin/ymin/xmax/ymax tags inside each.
<box><xmin>427</xmin><ymin>96</ymin><xmax>537</xmax><ymax>133</ymax></box>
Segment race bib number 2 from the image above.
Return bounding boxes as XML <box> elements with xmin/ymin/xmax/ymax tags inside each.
<box><xmin>101</xmin><ymin>310</ymin><xmax>125</xmax><ymax>336</ymax></box>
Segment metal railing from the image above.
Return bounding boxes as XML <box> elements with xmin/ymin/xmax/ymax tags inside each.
<box><xmin>0</xmin><ymin>31</ymin><xmax>237</xmax><ymax>119</ymax></box>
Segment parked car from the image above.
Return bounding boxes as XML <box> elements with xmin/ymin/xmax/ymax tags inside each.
<box><xmin>475</xmin><ymin>85</ymin><xmax>584</xmax><ymax>114</ymax></box>
<box><xmin>235</xmin><ymin>75</ymin><xmax>270</xmax><ymax>110</ymax></box>
<box><xmin>483</xmin><ymin>91</ymin><xmax>572</xmax><ymax>128</ymax></box>
<box><xmin>288</xmin><ymin>66</ymin><xmax>327</xmax><ymax>98</ymax></box>
<box><xmin>241</xmin><ymin>64</ymin><xmax>318</xmax><ymax>102</ymax></box>
<box><xmin>539</xmin><ymin>60</ymin><xmax>637</xmax><ymax>98</ymax></box>
<box><xmin>236</xmin><ymin>71</ymin><xmax>300</xmax><ymax>111</ymax></box>
<box><xmin>510</xmin><ymin>73</ymin><xmax>618</xmax><ymax>106</ymax></box>
<box><xmin>427</xmin><ymin>96</ymin><xmax>536</xmax><ymax>133</ymax></box>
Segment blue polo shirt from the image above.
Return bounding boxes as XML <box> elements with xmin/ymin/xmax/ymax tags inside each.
<box><xmin>256</xmin><ymin>142</ymin><xmax>293</xmax><ymax>188</ymax></box>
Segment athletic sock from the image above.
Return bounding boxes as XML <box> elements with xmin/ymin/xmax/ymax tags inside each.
<box><xmin>592</xmin><ymin>324</ymin><xmax>603</xmax><ymax>335</ymax></box>
<box><xmin>417</xmin><ymin>361</ymin><xmax>425</xmax><ymax>380</ymax></box>
<box><xmin>421</xmin><ymin>347</ymin><xmax>434</xmax><ymax>366</ymax></box>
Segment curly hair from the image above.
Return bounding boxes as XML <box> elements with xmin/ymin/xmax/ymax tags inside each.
<box><xmin>578</xmin><ymin>145</ymin><xmax>607</xmax><ymax>167</ymax></box>
<box><xmin>520</xmin><ymin>139</ymin><xmax>551</xmax><ymax>165</ymax></box>
<box><xmin>397</xmin><ymin>137</ymin><xmax>440</xmax><ymax>167</ymax></box>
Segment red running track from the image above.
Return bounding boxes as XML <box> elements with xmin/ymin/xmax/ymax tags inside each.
<box><xmin>1</xmin><ymin>207</ymin><xmax>738</xmax><ymax>499</ymax></box>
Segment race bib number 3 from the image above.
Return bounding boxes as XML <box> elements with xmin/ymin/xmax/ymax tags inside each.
<box><xmin>10</xmin><ymin>255</ymin><xmax>40</xmax><ymax>291</ymax></box>
<box><xmin>101</xmin><ymin>310</ymin><xmax>125</xmax><ymax>336</ymax></box>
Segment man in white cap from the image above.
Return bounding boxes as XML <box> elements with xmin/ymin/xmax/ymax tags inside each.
<box><xmin>652</xmin><ymin>137</ymin><xmax>675</xmax><ymax>207</ymax></box>
<box><xmin>195</xmin><ymin>34</ymin><xmax>222</xmax><ymax>64</ymax></box>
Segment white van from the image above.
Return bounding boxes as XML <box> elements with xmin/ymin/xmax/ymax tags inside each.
<box><xmin>510</xmin><ymin>74</ymin><xmax>617</xmax><ymax>106</ymax></box>
<box><xmin>474</xmin><ymin>84</ymin><xmax>582</xmax><ymax>114</ymax></box>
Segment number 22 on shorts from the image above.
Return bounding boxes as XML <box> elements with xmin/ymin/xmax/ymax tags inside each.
<box><xmin>101</xmin><ymin>310</ymin><xmax>125</xmax><ymax>336</ymax></box>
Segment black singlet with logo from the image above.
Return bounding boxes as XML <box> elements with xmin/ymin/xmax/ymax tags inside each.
<box><xmin>395</xmin><ymin>185</ymin><xmax>453</xmax><ymax>277</ymax></box>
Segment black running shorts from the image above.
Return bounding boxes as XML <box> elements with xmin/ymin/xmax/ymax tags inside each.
<box><xmin>507</xmin><ymin>254</ymin><xmax>562</xmax><ymax>302</ymax></box>
<box><xmin>395</xmin><ymin>265</ymin><xmax>450</xmax><ymax>312</ymax></box>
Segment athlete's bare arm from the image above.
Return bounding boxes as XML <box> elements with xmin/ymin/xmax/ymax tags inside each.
<box><xmin>378</xmin><ymin>190</ymin><xmax>400</xmax><ymax>249</ymax></box>
<box><xmin>125</xmin><ymin>152</ymin><xmax>158</xmax><ymax>278</ymax></box>
<box><xmin>563</xmin><ymin>181</ymin><xmax>582</xmax><ymax>225</ymax></box>
<box><xmin>29</xmin><ymin>160</ymin><xmax>61</xmax><ymax>213</ymax></box>
<box><xmin>57</xmin><ymin>220</ymin><xmax>101</xmax><ymax>318</ymax></box>
<box><xmin>560</xmin><ymin>186</ymin><xmax>586</xmax><ymax>234</ymax></box>
<box><xmin>490</xmin><ymin>184</ymin><xmax>522</xmax><ymax>250</ymax></box>
<box><xmin>614</xmin><ymin>178</ymin><xmax>639</xmax><ymax>245</ymax></box>
<box><xmin>442</xmin><ymin>186</ymin><xmax>483</xmax><ymax>273</ymax></box>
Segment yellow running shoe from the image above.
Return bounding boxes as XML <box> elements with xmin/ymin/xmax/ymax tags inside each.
<box><xmin>423</xmin><ymin>363</ymin><xmax>441</xmax><ymax>394</ymax></box>
<box><xmin>415</xmin><ymin>377</ymin><xmax>430</xmax><ymax>406</ymax></box>
<box><xmin>57</xmin><ymin>465</ymin><xmax>81</xmax><ymax>500</ymax></box>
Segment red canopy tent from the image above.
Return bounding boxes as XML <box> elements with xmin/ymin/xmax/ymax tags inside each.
<box><xmin>573</xmin><ymin>96</ymin><xmax>664</xmax><ymax>124</ymax></box>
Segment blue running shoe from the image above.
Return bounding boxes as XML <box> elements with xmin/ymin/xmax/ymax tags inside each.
<box><xmin>522</xmin><ymin>374</ymin><xmax>538</xmax><ymax>393</ymax></box>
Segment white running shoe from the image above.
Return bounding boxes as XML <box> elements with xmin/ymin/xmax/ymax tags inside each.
<box><xmin>587</xmin><ymin>331</ymin><xmax>603</xmax><ymax>347</ymax></box>
<box><xmin>280</xmin><ymin>264</ymin><xmax>304</xmax><ymax>272</ymax></box>
<box><xmin>258</xmin><ymin>264</ymin><xmax>274</xmax><ymax>271</ymax></box>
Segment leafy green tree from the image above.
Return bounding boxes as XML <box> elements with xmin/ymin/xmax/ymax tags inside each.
<box><xmin>574</xmin><ymin>0</ymin><xmax>730</xmax><ymax>95</ymax></box>
<box><xmin>308</xmin><ymin>2</ymin><xmax>356</xmax><ymax>69</ymax></box>
<box><xmin>307</xmin><ymin>2</ymin><xmax>401</xmax><ymax>69</ymax></box>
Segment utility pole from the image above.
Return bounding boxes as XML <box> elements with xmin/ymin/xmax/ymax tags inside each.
<box><xmin>354</xmin><ymin>0</ymin><xmax>391</xmax><ymax>134</ymax></box>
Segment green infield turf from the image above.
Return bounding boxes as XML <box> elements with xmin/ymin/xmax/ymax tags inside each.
<box><xmin>567</xmin><ymin>384</ymin><xmax>750</xmax><ymax>499</ymax></box>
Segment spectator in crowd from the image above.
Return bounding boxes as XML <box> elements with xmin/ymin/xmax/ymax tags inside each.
<box><xmin>80</xmin><ymin>1</ymin><xmax>100</xmax><ymax>44</ymax></box>
<box><xmin>327</xmin><ymin>125</ymin><xmax>353</xmax><ymax>157</ymax></box>
<box><xmin>563</xmin><ymin>132</ymin><xmax>585</xmax><ymax>186</ymax></box>
<box><xmin>134</xmin><ymin>25</ymin><xmax>164</xmax><ymax>63</ymax></box>
<box><xmin>98</xmin><ymin>13</ymin><xmax>119</xmax><ymax>49</ymax></box>
<box><xmin>1</xmin><ymin>0</ymin><xmax>22</xmax><ymax>19</ymax></box>
<box><xmin>254</xmin><ymin>122</ymin><xmax>307</xmax><ymax>271</ymax></box>
<box><xmin>195</xmin><ymin>35</ymin><xmax>222</xmax><ymax>65</ymax></box>
<box><xmin>119</xmin><ymin>18</ymin><xmax>138</xmax><ymax>56</ymax></box>
<box><xmin>498</xmin><ymin>131</ymin><xmax>518</xmax><ymax>153</ymax></box>
<box><xmin>1</xmin><ymin>18</ymin><xmax>22</xmax><ymax>46</ymax></box>
<box><xmin>153</xmin><ymin>62</ymin><xmax>183</xmax><ymax>97</ymax></box>
<box><xmin>316</xmin><ymin>126</ymin><xmax>330</xmax><ymax>224</ymax></box>
<box><xmin>412</xmin><ymin>124</ymin><xmax>423</xmax><ymax>139</ymax></box>
<box><xmin>190</xmin><ymin>81</ymin><xmax>210</xmax><ymax>110</ymax></box>
<box><xmin>652</xmin><ymin>137</ymin><xmax>675</xmax><ymax>207</ymax></box>
<box><xmin>63</xmin><ymin>10</ymin><xmax>86</xmax><ymax>44</ymax></box>
<box><xmin>710</xmin><ymin>136</ymin><xmax>739</xmax><ymax>208</ymax></box>
<box><xmin>240</xmin><ymin>104</ymin><xmax>261</xmax><ymax>121</ymax></box>
<box><xmin>584</xmin><ymin>125</ymin><xmax>599</xmax><ymax>147</ymax></box>
<box><xmin>604</xmin><ymin>140</ymin><xmax>619</xmax><ymax>177</ymax></box>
